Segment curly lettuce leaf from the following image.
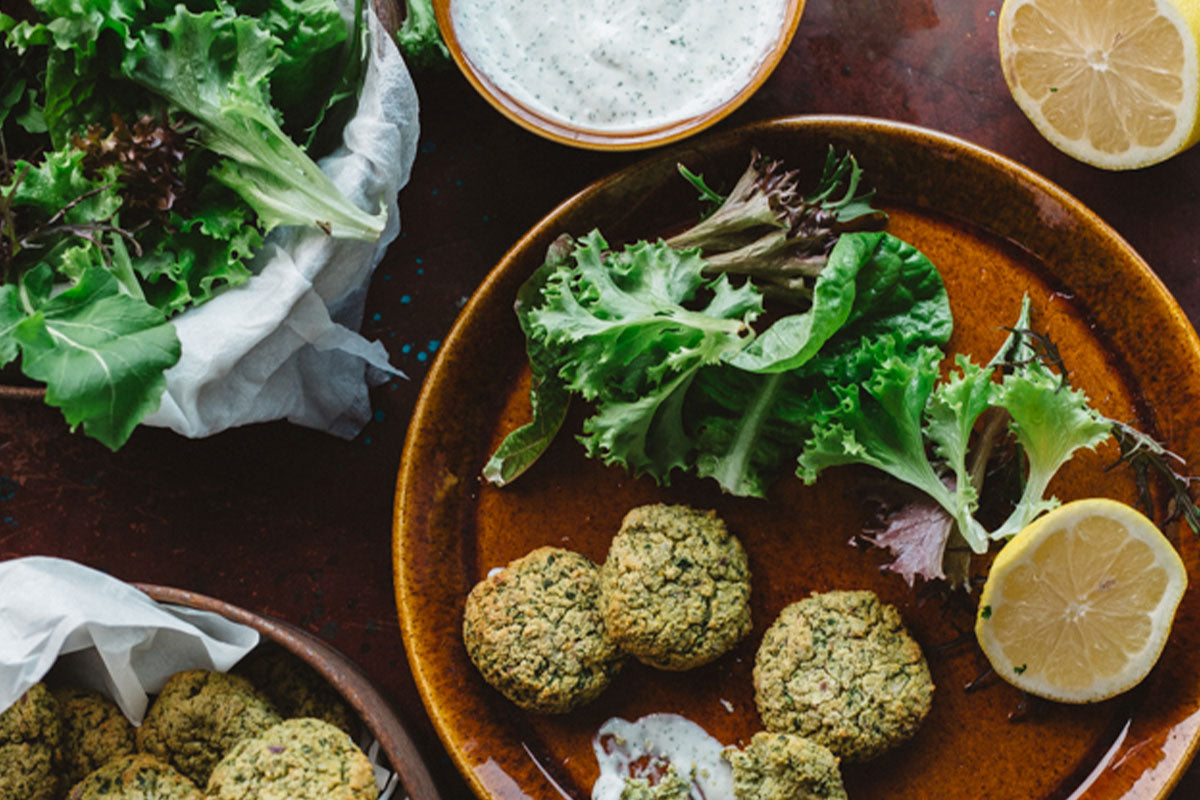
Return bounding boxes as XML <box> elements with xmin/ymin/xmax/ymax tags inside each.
<box><xmin>988</xmin><ymin>359</ymin><xmax>1112</xmax><ymax>539</ymax></box>
<box><xmin>579</xmin><ymin>369</ymin><xmax>697</xmax><ymax>480</ymax></box>
<box><xmin>396</xmin><ymin>0</ymin><xmax>450</xmax><ymax>70</ymax></box>
<box><xmin>124</xmin><ymin>7</ymin><xmax>385</xmax><ymax>240</ymax></box>
<box><xmin>528</xmin><ymin>230</ymin><xmax>760</xmax><ymax>401</ymax></box>
<box><xmin>797</xmin><ymin>341</ymin><xmax>989</xmax><ymax>552</ymax></box>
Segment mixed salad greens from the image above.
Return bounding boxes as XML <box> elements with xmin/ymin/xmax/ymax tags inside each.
<box><xmin>1</xmin><ymin>0</ymin><xmax>378</xmax><ymax>449</ymax></box>
<box><xmin>486</xmin><ymin>150</ymin><xmax>1199</xmax><ymax>586</ymax></box>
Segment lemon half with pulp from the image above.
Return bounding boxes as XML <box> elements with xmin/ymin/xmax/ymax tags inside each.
<box><xmin>976</xmin><ymin>498</ymin><xmax>1187</xmax><ymax>703</ymax></box>
<box><xmin>999</xmin><ymin>0</ymin><xmax>1200</xmax><ymax>169</ymax></box>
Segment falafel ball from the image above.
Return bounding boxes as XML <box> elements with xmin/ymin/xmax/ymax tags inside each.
<box><xmin>233</xmin><ymin>644</ymin><xmax>356</xmax><ymax>734</ymax></box>
<box><xmin>55</xmin><ymin>687</ymin><xmax>136</xmax><ymax>785</ymax></box>
<box><xmin>206</xmin><ymin>718</ymin><xmax>375</xmax><ymax>800</ymax></box>
<box><xmin>600</xmin><ymin>504</ymin><xmax>751</xmax><ymax>670</ymax></box>
<box><xmin>66</xmin><ymin>754</ymin><xmax>202</xmax><ymax>800</ymax></box>
<box><xmin>753</xmin><ymin>590</ymin><xmax>933</xmax><ymax>762</ymax></box>
<box><xmin>463</xmin><ymin>546</ymin><xmax>624</xmax><ymax>713</ymax></box>
<box><xmin>0</xmin><ymin>682</ymin><xmax>60</xmax><ymax>800</ymax></box>
<box><xmin>723</xmin><ymin>732</ymin><xmax>847</xmax><ymax>800</ymax></box>
<box><xmin>135</xmin><ymin>670</ymin><xmax>281</xmax><ymax>786</ymax></box>
<box><xmin>618</xmin><ymin>766</ymin><xmax>693</xmax><ymax>800</ymax></box>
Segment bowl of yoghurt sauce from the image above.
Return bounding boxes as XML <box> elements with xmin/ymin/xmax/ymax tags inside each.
<box><xmin>436</xmin><ymin>0</ymin><xmax>806</xmax><ymax>150</ymax></box>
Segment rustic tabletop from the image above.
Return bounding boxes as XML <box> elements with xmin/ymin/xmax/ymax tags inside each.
<box><xmin>4</xmin><ymin>1</ymin><xmax>1200</xmax><ymax>797</ymax></box>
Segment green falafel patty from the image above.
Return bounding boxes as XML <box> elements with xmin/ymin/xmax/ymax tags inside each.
<box><xmin>724</xmin><ymin>732</ymin><xmax>847</xmax><ymax>800</ymax></box>
<box><xmin>0</xmin><ymin>682</ymin><xmax>61</xmax><ymax>800</ymax></box>
<box><xmin>600</xmin><ymin>504</ymin><xmax>752</xmax><ymax>670</ymax></box>
<box><xmin>463</xmin><ymin>546</ymin><xmax>624</xmax><ymax>713</ymax></box>
<box><xmin>55</xmin><ymin>687</ymin><xmax>136</xmax><ymax>785</ymax></box>
<box><xmin>66</xmin><ymin>754</ymin><xmax>202</xmax><ymax>800</ymax></box>
<box><xmin>753</xmin><ymin>590</ymin><xmax>934</xmax><ymax>761</ymax></box>
<box><xmin>234</xmin><ymin>644</ymin><xmax>356</xmax><ymax>734</ymax></box>
<box><xmin>136</xmin><ymin>670</ymin><xmax>281</xmax><ymax>787</ymax></box>
<box><xmin>618</xmin><ymin>765</ymin><xmax>693</xmax><ymax>800</ymax></box>
<box><xmin>206</xmin><ymin>717</ymin><xmax>375</xmax><ymax>800</ymax></box>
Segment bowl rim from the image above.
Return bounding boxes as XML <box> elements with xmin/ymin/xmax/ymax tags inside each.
<box><xmin>136</xmin><ymin>583</ymin><xmax>445</xmax><ymax>800</ymax></box>
<box><xmin>432</xmin><ymin>0</ymin><xmax>807</xmax><ymax>151</ymax></box>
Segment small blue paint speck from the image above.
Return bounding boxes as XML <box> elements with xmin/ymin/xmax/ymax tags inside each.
<box><xmin>402</xmin><ymin>344</ymin><xmax>412</xmax><ymax>354</ymax></box>
<box><xmin>364</xmin><ymin>437</ymin><xmax>373</xmax><ymax>445</ymax></box>
<box><xmin>988</xmin><ymin>8</ymin><xmax>996</xmax><ymax>15</ymax></box>
<box><xmin>0</xmin><ymin>477</ymin><xmax>16</xmax><ymax>502</ymax></box>
<box><xmin>431</xmin><ymin>188</ymin><xmax>438</xmax><ymax>196</ymax></box>
<box><xmin>417</xmin><ymin>351</ymin><xmax>428</xmax><ymax>362</ymax></box>
<box><xmin>401</xmin><ymin>295</ymin><xmax>412</xmax><ymax>304</ymax></box>
<box><xmin>372</xmin><ymin>312</ymin><xmax>382</xmax><ymax>322</ymax></box>
<box><xmin>428</xmin><ymin>340</ymin><xmax>441</xmax><ymax>352</ymax></box>
<box><xmin>417</xmin><ymin>268</ymin><xmax>424</xmax><ymax>275</ymax></box>
<box><xmin>415</xmin><ymin>257</ymin><xmax>423</xmax><ymax>264</ymax></box>
<box><xmin>420</xmin><ymin>140</ymin><xmax>437</xmax><ymax>154</ymax></box>
<box><xmin>383</xmin><ymin>274</ymin><xmax>391</xmax><ymax>280</ymax></box>
<box><xmin>390</xmin><ymin>331</ymin><xmax>396</xmax><ymax>337</ymax></box>
<box><xmin>391</xmin><ymin>383</ymin><xmax>400</xmax><ymax>391</ymax></box>
<box><xmin>455</xmin><ymin>179</ymin><xmax>463</xmax><ymax>186</ymax></box>
<box><xmin>3</xmin><ymin>516</ymin><xmax>15</xmax><ymax>527</ymax></box>
<box><xmin>482</xmin><ymin>215</ymin><xmax>490</xmax><ymax>222</ymax></box>
<box><xmin>374</xmin><ymin>410</ymin><xmax>386</xmax><ymax>422</ymax></box>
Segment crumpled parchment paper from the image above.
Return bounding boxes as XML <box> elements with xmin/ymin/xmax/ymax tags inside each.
<box><xmin>142</xmin><ymin>0</ymin><xmax>419</xmax><ymax>440</ymax></box>
<box><xmin>0</xmin><ymin>556</ymin><xmax>401</xmax><ymax>796</ymax></box>
<box><xmin>0</xmin><ymin>556</ymin><xmax>258</xmax><ymax>721</ymax></box>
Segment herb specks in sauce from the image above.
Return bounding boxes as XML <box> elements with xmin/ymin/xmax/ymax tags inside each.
<box><xmin>451</xmin><ymin>0</ymin><xmax>790</xmax><ymax>132</ymax></box>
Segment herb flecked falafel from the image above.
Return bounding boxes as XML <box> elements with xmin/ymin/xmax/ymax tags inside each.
<box><xmin>600</xmin><ymin>504</ymin><xmax>751</xmax><ymax>670</ymax></box>
<box><xmin>724</xmin><ymin>731</ymin><xmax>847</xmax><ymax>800</ymax></box>
<box><xmin>66</xmin><ymin>754</ymin><xmax>202</xmax><ymax>800</ymax></box>
<box><xmin>136</xmin><ymin>669</ymin><xmax>281</xmax><ymax>786</ymax></box>
<box><xmin>463</xmin><ymin>546</ymin><xmax>624</xmax><ymax>713</ymax></box>
<box><xmin>206</xmin><ymin>717</ymin><xmax>375</xmax><ymax>800</ymax></box>
<box><xmin>55</xmin><ymin>687</ymin><xmax>136</xmax><ymax>786</ymax></box>
<box><xmin>0</xmin><ymin>682</ymin><xmax>60</xmax><ymax>800</ymax></box>
<box><xmin>753</xmin><ymin>590</ymin><xmax>934</xmax><ymax>761</ymax></box>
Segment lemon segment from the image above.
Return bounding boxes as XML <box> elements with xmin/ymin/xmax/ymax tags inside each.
<box><xmin>976</xmin><ymin>498</ymin><xmax>1188</xmax><ymax>703</ymax></box>
<box><xmin>998</xmin><ymin>0</ymin><xmax>1200</xmax><ymax>169</ymax></box>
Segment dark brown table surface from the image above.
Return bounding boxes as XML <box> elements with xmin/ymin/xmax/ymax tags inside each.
<box><xmin>5</xmin><ymin>1</ymin><xmax>1200</xmax><ymax>797</ymax></box>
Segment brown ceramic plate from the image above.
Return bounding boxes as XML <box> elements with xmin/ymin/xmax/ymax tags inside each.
<box><xmin>393</xmin><ymin>116</ymin><xmax>1200</xmax><ymax>800</ymax></box>
<box><xmin>433</xmin><ymin>0</ymin><xmax>806</xmax><ymax>151</ymax></box>
<box><xmin>136</xmin><ymin>584</ymin><xmax>443</xmax><ymax>800</ymax></box>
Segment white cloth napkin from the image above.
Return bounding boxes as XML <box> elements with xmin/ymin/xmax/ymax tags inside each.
<box><xmin>142</xmin><ymin>0</ymin><xmax>419</xmax><ymax>440</ymax></box>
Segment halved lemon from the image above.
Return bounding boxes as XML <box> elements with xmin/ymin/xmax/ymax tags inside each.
<box><xmin>998</xmin><ymin>0</ymin><xmax>1200</xmax><ymax>169</ymax></box>
<box><xmin>975</xmin><ymin>498</ymin><xmax>1188</xmax><ymax>703</ymax></box>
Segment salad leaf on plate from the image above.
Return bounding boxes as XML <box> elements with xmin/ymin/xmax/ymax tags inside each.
<box><xmin>487</xmin><ymin>150</ymin><xmax>1199</xmax><ymax>588</ymax></box>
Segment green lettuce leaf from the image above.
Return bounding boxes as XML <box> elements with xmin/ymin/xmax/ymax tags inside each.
<box><xmin>528</xmin><ymin>230</ymin><xmax>760</xmax><ymax>401</ymax></box>
<box><xmin>124</xmin><ymin>7</ymin><xmax>385</xmax><ymax>240</ymax></box>
<box><xmin>797</xmin><ymin>341</ymin><xmax>989</xmax><ymax>551</ymax></box>
<box><xmin>483</xmin><ymin>236</ymin><xmax>574</xmax><ymax>486</ymax></box>
<box><xmin>727</xmin><ymin>231</ymin><xmax>950</xmax><ymax>373</ymax></box>
<box><xmin>8</xmin><ymin>264</ymin><xmax>180</xmax><ymax>450</ymax></box>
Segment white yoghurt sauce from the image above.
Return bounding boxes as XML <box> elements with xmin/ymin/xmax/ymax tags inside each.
<box><xmin>591</xmin><ymin>713</ymin><xmax>734</xmax><ymax>800</ymax></box>
<box><xmin>451</xmin><ymin>0</ymin><xmax>790</xmax><ymax>132</ymax></box>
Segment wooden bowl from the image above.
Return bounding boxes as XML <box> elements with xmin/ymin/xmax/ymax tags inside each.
<box><xmin>433</xmin><ymin>0</ymin><xmax>807</xmax><ymax>150</ymax></box>
<box><xmin>137</xmin><ymin>584</ymin><xmax>444</xmax><ymax>800</ymax></box>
